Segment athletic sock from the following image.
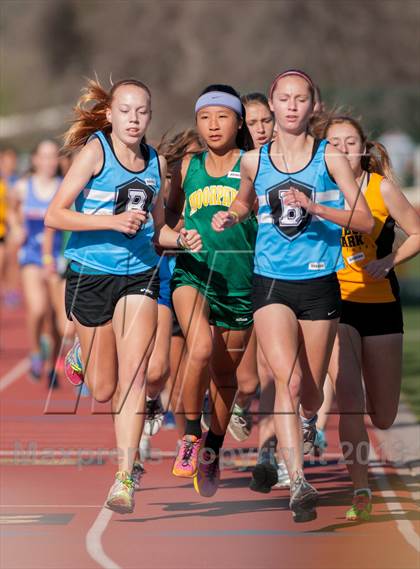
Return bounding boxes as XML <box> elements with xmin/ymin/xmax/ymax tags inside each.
<box><xmin>146</xmin><ymin>394</ymin><xmax>158</xmax><ymax>402</ymax></box>
<box><xmin>205</xmin><ymin>429</ymin><xmax>225</xmax><ymax>456</ymax></box>
<box><xmin>233</xmin><ymin>401</ymin><xmax>249</xmax><ymax>413</ymax></box>
<box><xmin>354</xmin><ymin>487</ymin><xmax>372</xmax><ymax>498</ymax></box>
<box><xmin>185</xmin><ymin>418</ymin><xmax>202</xmax><ymax>439</ymax></box>
<box><xmin>301</xmin><ymin>414</ymin><xmax>318</xmax><ymax>426</ymax></box>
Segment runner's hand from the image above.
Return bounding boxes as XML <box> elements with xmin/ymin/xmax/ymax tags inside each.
<box><xmin>364</xmin><ymin>255</ymin><xmax>394</xmax><ymax>280</ymax></box>
<box><xmin>283</xmin><ymin>188</ymin><xmax>315</xmax><ymax>214</ymax></box>
<box><xmin>211</xmin><ymin>211</ymin><xmax>237</xmax><ymax>232</ymax></box>
<box><xmin>179</xmin><ymin>228</ymin><xmax>202</xmax><ymax>252</ymax></box>
<box><xmin>113</xmin><ymin>210</ymin><xmax>148</xmax><ymax>234</ymax></box>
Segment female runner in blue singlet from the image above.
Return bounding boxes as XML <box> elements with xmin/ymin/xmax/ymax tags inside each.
<box><xmin>13</xmin><ymin>140</ymin><xmax>62</xmax><ymax>384</ymax></box>
<box><xmin>212</xmin><ymin>69</ymin><xmax>373</xmax><ymax>522</ymax></box>
<box><xmin>45</xmin><ymin>78</ymin><xmax>201</xmax><ymax>514</ymax></box>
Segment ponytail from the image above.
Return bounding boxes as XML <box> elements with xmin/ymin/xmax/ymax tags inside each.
<box><xmin>63</xmin><ymin>77</ymin><xmax>151</xmax><ymax>153</ymax></box>
<box><xmin>363</xmin><ymin>140</ymin><xmax>398</xmax><ymax>184</ymax></box>
<box><xmin>321</xmin><ymin>113</ymin><xmax>398</xmax><ymax>184</ymax></box>
<box><xmin>157</xmin><ymin>128</ymin><xmax>205</xmax><ymax>173</ymax></box>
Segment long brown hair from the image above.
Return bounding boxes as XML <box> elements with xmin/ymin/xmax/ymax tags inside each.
<box><xmin>157</xmin><ymin>128</ymin><xmax>205</xmax><ymax>173</ymax></box>
<box><xmin>319</xmin><ymin>113</ymin><xmax>397</xmax><ymax>183</ymax></box>
<box><xmin>63</xmin><ymin>78</ymin><xmax>151</xmax><ymax>152</ymax></box>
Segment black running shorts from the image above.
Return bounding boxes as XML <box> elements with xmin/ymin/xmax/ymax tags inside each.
<box><xmin>65</xmin><ymin>266</ymin><xmax>160</xmax><ymax>327</ymax></box>
<box><xmin>252</xmin><ymin>272</ymin><xmax>341</xmax><ymax>321</ymax></box>
<box><xmin>340</xmin><ymin>299</ymin><xmax>403</xmax><ymax>336</ymax></box>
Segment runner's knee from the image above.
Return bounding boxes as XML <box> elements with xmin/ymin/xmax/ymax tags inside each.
<box><xmin>186</xmin><ymin>341</ymin><xmax>212</xmax><ymax>368</ymax></box>
<box><xmin>236</xmin><ymin>369</ymin><xmax>258</xmax><ymax>396</ymax></box>
<box><xmin>369</xmin><ymin>413</ymin><xmax>395</xmax><ymax>430</ymax></box>
<box><xmin>90</xmin><ymin>383</ymin><xmax>116</xmax><ymax>403</ymax></box>
<box><xmin>147</xmin><ymin>358</ymin><xmax>169</xmax><ymax>386</ymax></box>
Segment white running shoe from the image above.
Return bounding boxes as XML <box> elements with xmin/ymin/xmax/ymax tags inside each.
<box><xmin>105</xmin><ymin>471</ymin><xmax>135</xmax><ymax>514</ymax></box>
<box><xmin>228</xmin><ymin>403</ymin><xmax>253</xmax><ymax>442</ymax></box>
<box><xmin>289</xmin><ymin>472</ymin><xmax>318</xmax><ymax>523</ymax></box>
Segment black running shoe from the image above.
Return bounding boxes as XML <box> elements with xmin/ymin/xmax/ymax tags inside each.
<box><xmin>250</xmin><ymin>460</ymin><xmax>279</xmax><ymax>494</ymax></box>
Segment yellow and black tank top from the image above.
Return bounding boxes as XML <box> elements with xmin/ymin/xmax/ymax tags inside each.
<box><xmin>0</xmin><ymin>178</ymin><xmax>7</xmax><ymax>240</ymax></box>
<box><xmin>338</xmin><ymin>172</ymin><xmax>399</xmax><ymax>303</ymax></box>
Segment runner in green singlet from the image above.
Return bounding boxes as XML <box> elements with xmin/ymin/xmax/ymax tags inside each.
<box><xmin>168</xmin><ymin>84</ymin><xmax>257</xmax><ymax>497</ymax></box>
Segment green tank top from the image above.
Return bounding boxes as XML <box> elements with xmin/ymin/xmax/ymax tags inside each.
<box><xmin>177</xmin><ymin>151</ymin><xmax>257</xmax><ymax>295</ymax></box>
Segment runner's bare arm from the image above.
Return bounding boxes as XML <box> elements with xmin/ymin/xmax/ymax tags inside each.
<box><xmin>153</xmin><ymin>155</ymin><xmax>202</xmax><ymax>252</ymax></box>
<box><xmin>364</xmin><ymin>178</ymin><xmax>420</xmax><ymax>278</ymax></box>
<box><xmin>45</xmin><ymin>139</ymin><xmax>147</xmax><ymax>235</ymax></box>
<box><xmin>211</xmin><ymin>150</ymin><xmax>258</xmax><ymax>231</ymax></box>
<box><xmin>165</xmin><ymin>155</ymin><xmax>191</xmax><ymax>229</ymax></box>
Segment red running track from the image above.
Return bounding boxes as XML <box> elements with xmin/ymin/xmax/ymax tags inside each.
<box><xmin>1</xmin><ymin>303</ymin><xmax>419</xmax><ymax>569</ymax></box>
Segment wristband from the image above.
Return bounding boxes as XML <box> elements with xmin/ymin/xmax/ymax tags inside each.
<box><xmin>42</xmin><ymin>254</ymin><xmax>54</xmax><ymax>265</ymax></box>
<box><xmin>176</xmin><ymin>233</ymin><xmax>187</xmax><ymax>250</ymax></box>
<box><xmin>229</xmin><ymin>210</ymin><xmax>239</xmax><ymax>223</ymax></box>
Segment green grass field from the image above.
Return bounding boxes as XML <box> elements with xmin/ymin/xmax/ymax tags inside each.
<box><xmin>402</xmin><ymin>305</ymin><xmax>420</xmax><ymax>420</ymax></box>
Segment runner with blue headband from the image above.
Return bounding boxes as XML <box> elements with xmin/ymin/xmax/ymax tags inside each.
<box><xmin>194</xmin><ymin>91</ymin><xmax>244</xmax><ymax>116</ymax></box>
<box><xmin>167</xmin><ymin>84</ymin><xmax>257</xmax><ymax>497</ymax></box>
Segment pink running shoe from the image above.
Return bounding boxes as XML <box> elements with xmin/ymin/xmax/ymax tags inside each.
<box><xmin>172</xmin><ymin>435</ymin><xmax>202</xmax><ymax>477</ymax></box>
<box><xmin>64</xmin><ymin>341</ymin><xmax>84</xmax><ymax>386</ymax></box>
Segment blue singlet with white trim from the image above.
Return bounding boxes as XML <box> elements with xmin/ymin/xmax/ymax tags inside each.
<box><xmin>65</xmin><ymin>131</ymin><xmax>160</xmax><ymax>275</ymax></box>
<box><xmin>253</xmin><ymin>138</ymin><xmax>344</xmax><ymax>280</ymax></box>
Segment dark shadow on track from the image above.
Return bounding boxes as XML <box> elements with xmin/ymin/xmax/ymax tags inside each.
<box><xmin>117</xmin><ymin>497</ymin><xmax>289</xmax><ymax>524</ymax></box>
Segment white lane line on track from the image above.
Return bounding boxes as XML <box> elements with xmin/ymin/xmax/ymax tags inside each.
<box><xmin>0</xmin><ymin>358</ymin><xmax>121</xmax><ymax>567</ymax></box>
<box><xmin>370</xmin><ymin>447</ymin><xmax>420</xmax><ymax>553</ymax></box>
<box><xmin>0</xmin><ymin>358</ymin><xmax>29</xmax><ymax>392</ymax></box>
<box><xmin>86</xmin><ymin>507</ymin><xmax>120</xmax><ymax>569</ymax></box>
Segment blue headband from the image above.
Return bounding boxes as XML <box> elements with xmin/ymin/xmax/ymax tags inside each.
<box><xmin>195</xmin><ymin>91</ymin><xmax>243</xmax><ymax>116</ymax></box>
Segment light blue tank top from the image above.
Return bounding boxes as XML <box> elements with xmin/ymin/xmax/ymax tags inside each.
<box><xmin>65</xmin><ymin>131</ymin><xmax>160</xmax><ymax>275</ymax></box>
<box><xmin>23</xmin><ymin>175</ymin><xmax>61</xmax><ymax>220</ymax></box>
<box><xmin>21</xmin><ymin>176</ymin><xmax>62</xmax><ymax>263</ymax></box>
<box><xmin>253</xmin><ymin>139</ymin><xmax>344</xmax><ymax>280</ymax></box>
